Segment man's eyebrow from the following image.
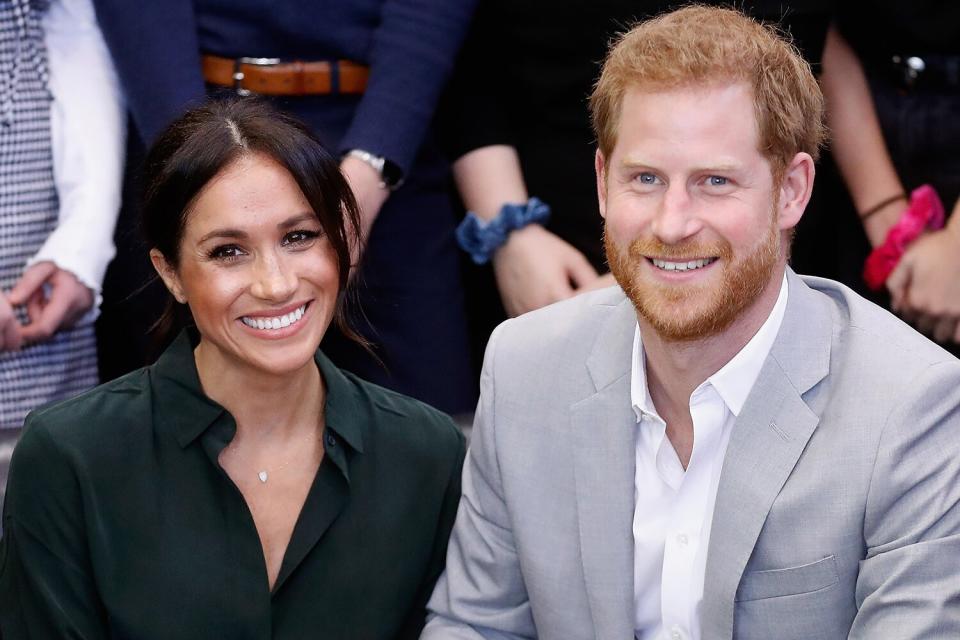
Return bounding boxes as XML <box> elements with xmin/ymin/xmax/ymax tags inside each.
<box><xmin>618</xmin><ymin>158</ymin><xmax>743</xmax><ymax>173</ymax></box>
<box><xmin>697</xmin><ymin>163</ymin><xmax>741</xmax><ymax>173</ymax></box>
<box><xmin>619</xmin><ymin>156</ymin><xmax>656</xmax><ymax>169</ymax></box>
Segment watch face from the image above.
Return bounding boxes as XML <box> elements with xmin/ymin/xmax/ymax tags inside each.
<box><xmin>382</xmin><ymin>159</ymin><xmax>404</xmax><ymax>189</ymax></box>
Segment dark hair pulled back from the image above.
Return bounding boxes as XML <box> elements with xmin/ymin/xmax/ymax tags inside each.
<box><xmin>141</xmin><ymin>96</ymin><xmax>363</xmax><ymax>349</ymax></box>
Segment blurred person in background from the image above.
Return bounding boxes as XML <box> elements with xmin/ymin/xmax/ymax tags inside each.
<box><xmin>821</xmin><ymin>1</ymin><xmax>960</xmax><ymax>352</ymax></box>
<box><xmin>0</xmin><ymin>0</ymin><xmax>124</xmax><ymax>508</ymax></box>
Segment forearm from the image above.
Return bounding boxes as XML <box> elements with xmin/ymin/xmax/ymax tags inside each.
<box><xmin>38</xmin><ymin>0</ymin><xmax>126</xmax><ymax>298</ymax></box>
<box><xmin>453</xmin><ymin>145</ymin><xmax>599</xmax><ymax>315</ymax></box>
<box><xmin>340</xmin><ymin>0</ymin><xmax>479</xmax><ymax>175</ymax></box>
<box><xmin>453</xmin><ymin>145</ymin><xmax>528</xmax><ymax>219</ymax></box>
<box><xmin>821</xmin><ymin>24</ymin><xmax>904</xmax><ymax>247</ymax></box>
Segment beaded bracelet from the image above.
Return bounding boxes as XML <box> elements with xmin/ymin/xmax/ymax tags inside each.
<box><xmin>862</xmin><ymin>184</ymin><xmax>945</xmax><ymax>290</ymax></box>
<box><xmin>456</xmin><ymin>198</ymin><xmax>551</xmax><ymax>265</ymax></box>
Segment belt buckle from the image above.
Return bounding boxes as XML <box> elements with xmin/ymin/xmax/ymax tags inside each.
<box><xmin>233</xmin><ymin>57</ymin><xmax>282</xmax><ymax>96</ymax></box>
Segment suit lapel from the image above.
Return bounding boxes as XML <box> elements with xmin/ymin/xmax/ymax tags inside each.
<box><xmin>570</xmin><ymin>298</ymin><xmax>637</xmax><ymax>639</ymax></box>
<box><xmin>701</xmin><ymin>270</ymin><xmax>832</xmax><ymax>638</ymax></box>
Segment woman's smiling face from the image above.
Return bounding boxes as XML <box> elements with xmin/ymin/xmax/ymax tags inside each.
<box><xmin>152</xmin><ymin>152</ymin><xmax>340</xmax><ymax>379</ymax></box>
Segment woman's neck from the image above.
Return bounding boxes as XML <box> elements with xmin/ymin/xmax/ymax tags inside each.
<box><xmin>193</xmin><ymin>342</ymin><xmax>325</xmax><ymax>442</ymax></box>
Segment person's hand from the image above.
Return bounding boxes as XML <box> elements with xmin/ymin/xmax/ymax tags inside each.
<box><xmin>0</xmin><ymin>291</ymin><xmax>23</xmax><ymax>351</ymax></box>
<box><xmin>340</xmin><ymin>155</ymin><xmax>390</xmax><ymax>268</ymax></box>
<box><xmin>492</xmin><ymin>225</ymin><xmax>599</xmax><ymax>317</ymax></box>
<box><xmin>6</xmin><ymin>262</ymin><xmax>94</xmax><ymax>345</ymax></box>
<box><xmin>887</xmin><ymin>222</ymin><xmax>960</xmax><ymax>343</ymax></box>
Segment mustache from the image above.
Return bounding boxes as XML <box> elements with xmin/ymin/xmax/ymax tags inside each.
<box><xmin>625</xmin><ymin>237</ymin><xmax>732</xmax><ymax>260</ymax></box>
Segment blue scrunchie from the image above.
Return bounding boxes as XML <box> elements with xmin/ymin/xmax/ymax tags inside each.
<box><xmin>456</xmin><ymin>198</ymin><xmax>551</xmax><ymax>265</ymax></box>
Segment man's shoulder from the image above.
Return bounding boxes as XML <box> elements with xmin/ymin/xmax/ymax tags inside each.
<box><xmin>492</xmin><ymin>286</ymin><xmax>630</xmax><ymax>357</ymax></box>
<box><xmin>798</xmin><ymin>274</ymin><xmax>957</xmax><ymax>367</ymax></box>
<box><xmin>482</xmin><ymin>286</ymin><xmax>633</xmax><ymax>397</ymax></box>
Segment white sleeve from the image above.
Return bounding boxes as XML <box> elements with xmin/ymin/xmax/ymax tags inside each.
<box><xmin>31</xmin><ymin>0</ymin><xmax>126</xmax><ymax>304</ymax></box>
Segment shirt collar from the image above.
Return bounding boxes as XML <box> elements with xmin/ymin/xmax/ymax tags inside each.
<box><xmin>631</xmin><ymin>272</ymin><xmax>789</xmax><ymax>420</ymax></box>
<box><xmin>151</xmin><ymin>329</ymin><xmax>365</xmax><ymax>457</ymax></box>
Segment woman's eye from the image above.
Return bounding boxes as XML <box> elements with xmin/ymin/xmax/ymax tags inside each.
<box><xmin>707</xmin><ymin>176</ymin><xmax>729</xmax><ymax>187</ymax></box>
<box><xmin>208</xmin><ymin>245</ymin><xmax>245</xmax><ymax>261</ymax></box>
<box><xmin>283</xmin><ymin>229</ymin><xmax>321</xmax><ymax>247</ymax></box>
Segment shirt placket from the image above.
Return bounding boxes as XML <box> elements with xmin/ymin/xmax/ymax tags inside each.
<box><xmin>660</xmin><ymin>389</ymin><xmax>726</xmax><ymax>640</ymax></box>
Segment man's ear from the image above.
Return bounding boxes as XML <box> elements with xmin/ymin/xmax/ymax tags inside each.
<box><xmin>596</xmin><ymin>149</ymin><xmax>608</xmax><ymax>219</ymax></box>
<box><xmin>149</xmin><ymin>249</ymin><xmax>186</xmax><ymax>304</ymax></box>
<box><xmin>777</xmin><ymin>152</ymin><xmax>815</xmax><ymax>231</ymax></box>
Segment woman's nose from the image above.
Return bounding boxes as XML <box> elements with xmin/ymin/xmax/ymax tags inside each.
<box><xmin>250</xmin><ymin>253</ymin><xmax>297</xmax><ymax>301</ymax></box>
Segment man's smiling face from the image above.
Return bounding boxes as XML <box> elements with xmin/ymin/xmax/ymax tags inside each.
<box><xmin>597</xmin><ymin>82</ymin><xmax>791</xmax><ymax>342</ymax></box>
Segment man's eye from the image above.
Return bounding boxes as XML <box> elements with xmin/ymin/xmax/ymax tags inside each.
<box><xmin>637</xmin><ymin>172</ymin><xmax>659</xmax><ymax>185</ymax></box>
<box><xmin>283</xmin><ymin>229</ymin><xmax>321</xmax><ymax>247</ymax></box>
<box><xmin>707</xmin><ymin>176</ymin><xmax>729</xmax><ymax>187</ymax></box>
<box><xmin>208</xmin><ymin>245</ymin><xmax>244</xmax><ymax>261</ymax></box>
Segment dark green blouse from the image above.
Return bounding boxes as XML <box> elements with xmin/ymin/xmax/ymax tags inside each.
<box><xmin>0</xmin><ymin>331</ymin><xmax>465</xmax><ymax>639</ymax></box>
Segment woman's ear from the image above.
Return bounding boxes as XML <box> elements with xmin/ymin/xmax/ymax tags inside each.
<box><xmin>149</xmin><ymin>249</ymin><xmax>186</xmax><ymax>304</ymax></box>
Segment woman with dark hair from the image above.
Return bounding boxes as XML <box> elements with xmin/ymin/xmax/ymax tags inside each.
<box><xmin>0</xmin><ymin>97</ymin><xmax>465</xmax><ymax>639</ymax></box>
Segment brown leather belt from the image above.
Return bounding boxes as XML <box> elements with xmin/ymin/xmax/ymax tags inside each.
<box><xmin>201</xmin><ymin>54</ymin><xmax>369</xmax><ymax>96</ymax></box>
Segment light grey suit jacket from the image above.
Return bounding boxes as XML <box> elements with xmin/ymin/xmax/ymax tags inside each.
<box><xmin>423</xmin><ymin>271</ymin><xmax>960</xmax><ymax>639</ymax></box>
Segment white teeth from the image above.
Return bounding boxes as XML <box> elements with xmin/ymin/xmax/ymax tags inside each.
<box><xmin>652</xmin><ymin>258</ymin><xmax>715</xmax><ymax>272</ymax></box>
<box><xmin>241</xmin><ymin>304</ymin><xmax>307</xmax><ymax>330</ymax></box>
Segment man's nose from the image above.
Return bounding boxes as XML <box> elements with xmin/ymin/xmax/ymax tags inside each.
<box><xmin>250</xmin><ymin>253</ymin><xmax>297</xmax><ymax>301</ymax></box>
<box><xmin>650</xmin><ymin>185</ymin><xmax>703</xmax><ymax>245</ymax></box>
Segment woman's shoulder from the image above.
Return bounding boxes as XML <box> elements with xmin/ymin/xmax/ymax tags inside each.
<box><xmin>20</xmin><ymin>367</ymin><xmax>154</xmax><ymax>458</ymax></box>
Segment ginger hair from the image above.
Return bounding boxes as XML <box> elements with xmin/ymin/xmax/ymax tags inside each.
<box><xmin>589</xmin><ymin>4</ymin><xmax>827</xmax><ymax>182</ymax></box>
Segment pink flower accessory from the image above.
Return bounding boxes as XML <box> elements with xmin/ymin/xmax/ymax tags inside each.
<box><xmin>863</xmin><ymin>184</ymin><xmax>945</xmax><ymax>291</ymax></box>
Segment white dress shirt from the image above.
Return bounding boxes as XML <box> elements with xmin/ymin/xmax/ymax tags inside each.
<box><xmin>31</xmin><ymin>0</ymin><xmax>125</xmax><ymax>303</ymax></box>
<box><xmin>632</xmin><ymin>274</ymin><xmax>789</xmax><ymax>640</ymax></box>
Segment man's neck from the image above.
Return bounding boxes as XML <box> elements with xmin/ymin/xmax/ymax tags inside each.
<box><xmin>640</xmin><ymin>268</ymin><xmax>786</xmax><ymax>421</ymax></box>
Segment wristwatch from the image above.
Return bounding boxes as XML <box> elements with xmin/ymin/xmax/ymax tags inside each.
<box><xmin>345</xmin><ymin>149</ymin><xmax>405</xmax><ymax>191</ymax></box>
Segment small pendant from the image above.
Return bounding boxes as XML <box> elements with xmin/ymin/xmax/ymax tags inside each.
<box><xmin>258</xmin><ymin>470</ymin><xmax>268</xmax><ymax>483</ymax></box>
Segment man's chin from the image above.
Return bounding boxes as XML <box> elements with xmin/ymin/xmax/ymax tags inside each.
<box><xmin>635</xmin><ymin>295</ymin><xmax>737</xmax><ymax>342</ymax></box>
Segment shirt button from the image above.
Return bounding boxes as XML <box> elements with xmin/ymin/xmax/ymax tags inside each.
<box><xmin>676</xmin><ymin>533</ymin><xmax>689</xmax><ymax>545</ymax></box>
<box><xmin>325</xmin><ymin>433</ymin><xmax>336</xmax><ymax>447</ymax></box>
<box><xmin>670</xmin><ymin>625</ymin><xmax>686</xmax><ymax>640</ymax></box>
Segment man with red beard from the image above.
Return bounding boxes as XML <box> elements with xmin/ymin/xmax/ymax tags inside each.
<box><xmin>424</xmin><ymin>6</ymin><xmax>960</xmax><ymax>640</ymax></box>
